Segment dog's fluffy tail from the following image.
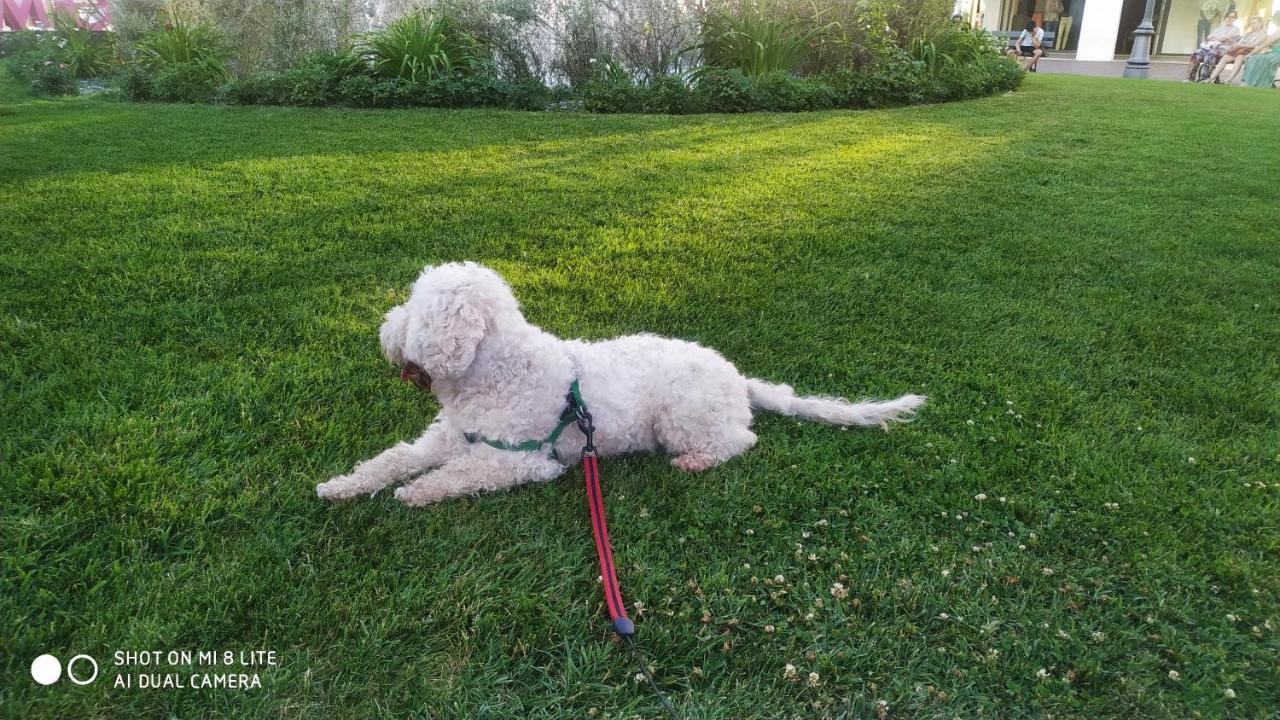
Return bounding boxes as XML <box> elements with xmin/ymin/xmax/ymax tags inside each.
<box><xmin>746</xmin><ymin>379</ymin><xmax>925</xmax><ymax>428</ymax></box>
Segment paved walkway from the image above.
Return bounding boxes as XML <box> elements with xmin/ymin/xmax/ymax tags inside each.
<box><xmin>1035</xmin><ymin>57</ymin><xmax>1189</xmax><ymax>81</ymax></box>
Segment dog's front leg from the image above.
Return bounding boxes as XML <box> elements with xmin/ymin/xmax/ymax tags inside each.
<box><xmin>393</xmin><ymin>448</ymin><xmax>567</xmax><ymax>507</ymax></box>
<box><xmin>316</xmin><ymin>416</ymin><xmax>463</xmax><ymax>501</ymax></box>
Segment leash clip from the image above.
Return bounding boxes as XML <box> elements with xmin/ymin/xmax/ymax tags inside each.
<box><xmin>568</xmin><ymin>389</ymin><xmax>596</xmax><ymax>456</ymax></box>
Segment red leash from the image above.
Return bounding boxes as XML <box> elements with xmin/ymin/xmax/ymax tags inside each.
<box><xmin>582</xmin><ymin>451</ymin><xmax>635</xmax><ymax>636</ymax></box>
<box><xmin>569</xmin><ymin>393</ymin><xmax>680</xmax><ymax>719</ymax></box>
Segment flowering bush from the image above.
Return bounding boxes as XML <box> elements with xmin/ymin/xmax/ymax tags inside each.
<box><xmin>33</xmin><ymin>62</ymin><xmax>80</xmax><ymax>95</ymax></box>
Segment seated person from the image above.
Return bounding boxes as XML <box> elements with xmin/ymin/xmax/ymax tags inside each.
<box><xmin>1242</xmin><ymin>11</ymin><xmax>1280</xmax><ymax>88</ymax></box>
<box><xmin>1186</xmin><ymin>11</ymin><xmax>1241</xmax><ymax>81</ymax></box>
<box><xmin>1208</xmin><ymin>15</ymin><xmax>1269</xmax><ymax>83</ymax></box>
<box><xmin>1009</xmin><ymin>20</ymin><xmax>1045</xmax><ymax>72</ymax></box>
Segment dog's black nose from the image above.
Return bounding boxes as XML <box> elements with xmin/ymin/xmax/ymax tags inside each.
<box><xmin>399</xmin><ymin>362</ymin><xmax>431</xmax><ymax>391</ymax></box>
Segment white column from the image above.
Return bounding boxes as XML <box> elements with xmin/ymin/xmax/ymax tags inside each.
<box><xmin>1076</xmin><ymin>0</ymin><xmax>1124</xmax><ymax>60</ymax></box>
<box><xmin>981</xmin><ymin>0</ymin><xmax>1003</xmax><ymax>32</ymax></box>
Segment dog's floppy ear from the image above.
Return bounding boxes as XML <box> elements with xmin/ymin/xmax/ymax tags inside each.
<box><xmin>414</xmin><ymin>297</ymin><xmax>486</xmax><ymax>379</ymax></box>
<box><xmin>379</xmin><ymin>304</ymin><xmax>411</xmax><ymax>366</ymax></box>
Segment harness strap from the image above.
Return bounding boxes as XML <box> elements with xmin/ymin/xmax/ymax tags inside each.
<box><xmin>463</xmin><ymin>380</ymin><xmax>583</xmax><ymax>461</ymax></box>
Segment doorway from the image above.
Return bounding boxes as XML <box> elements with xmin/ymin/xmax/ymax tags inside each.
<box><xmin>1116</xmin><ymin>0</ymin><xmax>1168</xmax><ymax>54</ymax></box>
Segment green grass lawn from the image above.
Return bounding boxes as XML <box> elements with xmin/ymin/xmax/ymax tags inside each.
<box><xmin>2</xmin><ymin>74</ymin><xmax>1278</xmax><ymax>719</ymax></box>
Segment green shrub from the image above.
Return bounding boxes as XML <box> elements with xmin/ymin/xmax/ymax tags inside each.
<box><xmin>134</xmin><ymin>17</ymin><xmax>229</xmax><ymax>74</ymax></box>
<box><xmin>693</xmin><ymin>68</ymin><xmax>757</xmax><ymax>113</ymax></box>
<box><xmin>7</xmin><ymin>52</ymin><xmax>50</xmax><ymax>85</ymax></box>
<box><xmin>908</xmin><ymin>25</ymin><xmax>1002</xmax><ymax>75</ymax></box>
<box><xmin>285</xmin><ymin>53</ymin><xmax>363</xmax><ymax>106</ymax></box>
<box><xmin>696</xmin><ymin>0</ymin><xmax>835</xmax><ymax>77</ymax></box>
<box><xmin>582</xmin><ymin>76</ymin><xmax>645</xmax><ymax>113</ymax></box>
<box><xmin>423</xmin><ymin>73</ymin><xmax>501</xmax><ymax>107</ymax></box>
<box><xmin>128</xmin><ymin>15</ymin><xmax>229</xmax><ymax>102</ymax></box>
<box><xmin>218</xmin><ymin>72</ymin><xmax>290</xmax><ymax>105</ymax></box>
<box><xmin>832</xmin><ymin>50</ymin><xmax>930</xmax><ymax>107</ymax></box>
<box><xmin>0</xmin><ymin>29</ymin><xmax>50</xmax><ymax>59</ymax></box>
<box><xmin>32</xmin><ymin>61</ymin><xmax>78</xmax><ymax>95</ymax></box>
<box><xmin>505</xmin><ymin>77</ymin><xmax>552</xmax><ymax>111</ymax></box>
<box><xmin>283</xmin><ymin>63</ymin><xmax>340</xmax><ymax>106</ymax></box>
<box><xmin>118</xmin><ymin>63</ymin><xmax>157</xmax><ymax>101</ymax></box>
<box><xmin>371</xmin><ymin>78</ymin><xmax>414</xmax><ymax>108</ymax></box>
<box><xmin>336</xmin><ymin>74</ymin><xmax>379</xmax><ymax>107</ymax></box>
<box><xmin>359</xmin><ymin>11</ymin><xmax>481</xmax><ymax>81</ymax></box>
<box><xmin>932</xmin><ymin>52</ymin><xmax>1022</xmax><ymax>99</ymax></box>
<box><xmin>152</xmin><ymin>61</ymin><xmax>226</xmax><ymax>103</ymax></box>
<box><xmin>51</xmin><ymin>12</ymin><xmax>117</xmax><ymax>78</ymax></box>
<box><xmin>751</xmin><ymin>71</ymin><xmax>836</xmax><ymax>111</ymax></box>
<box><xmin>644</xmin><ymin>75</ymin><xmax>696</xmax><ymax>114</ymax></box>
<box><xmin>216</xmin><ymin>52</ymin><xmax>368</xmax><ymax>107</ymax></box>
<box><xmin>7</xmin><ymin>44</ymin><xmax>80</xmax><ymax>97</ymax></box>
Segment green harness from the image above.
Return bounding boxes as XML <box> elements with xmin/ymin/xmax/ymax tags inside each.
<box><xmin>463</xmin><ymin>380</ymin><xmax>587</xmax><ymax>462</ymax></box>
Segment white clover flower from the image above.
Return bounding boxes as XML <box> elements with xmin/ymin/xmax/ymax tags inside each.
<box><xmin>763</xmin><ymin>624</ymin><xmax>775</xmax><ymax>633</ymax></box>
<box><xmin>939</xmin><ymin>612</ymin><xmax>950</xmax><ymax>620</ymax></box>
<box><xmin>1091</xmin><ymin>631</ymin><xmax>1106</xmax><ymax>642</ymax></box>
<box><xmin>1042</xmin><ymin>567</ymin><xmax>1054</xmax><ymax>576</ymax></box>
<box><xmin>807</xmin><ymin>672</ymin><xmax>820</xmax><ymax>687</ymax></box>
<box><xmin>1057</xmin><ymin>629</ymin><xmax>1069</xmax><ymax>639</ymax></box>
<box><xmin>1037</xmin><ymin>668</ymin><xmax>1049</xmax><ymax>680</ymax></box>
<box><xmin>745</xmin><ymin>528</ymin><xmax>754</xmax><ymax>535</ymax></box>
<box><xmin>941</xmin><ymin>569</ymin><xmax>951</xmax><ymax>577</ymax></box>
<box><xmin>1168</xmin><ymin>670</ymin><xmax>1180</xmax><ymax>680</ymax></box>
<box><xmin>1224</xmin><ymin>688</ymin><xmax>1236</xmax><ymax>698</ymax></box>
<box><xmin>830</xmin><ymin>582</ymin><xmax>848</xmax><ymax>599</ymax></box>
<box><xmin>774</xmin><ymin>574</ymin><xmax>786</xmax><ymax>584</ymax></box>
<box><xmin>975</xmin><ymin>493</ymin><xmax>987</xmax><ymax>501</ymax></box>
<box><xmin>1188</xmin><ymin>457</ymin><xmax>1196</xmax><ymax>464</ymax></box>
<box><xmin>783</xmin><ymin>663</ymin><xmax>798</xmax><ymax>680</ymax></box>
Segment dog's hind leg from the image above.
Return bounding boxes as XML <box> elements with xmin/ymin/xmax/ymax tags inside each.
<box><xmin>657</xmin><ymin>376</ymin><xmax>758</xmax><ymax>473</ymax></box>
<box><xmin>668</xmin><ymin>426</ymin><xmax>757</xmax><ymax>473</ymax></box>
<box><xmin>317</xmin><ymin>417</ymin><xmax>462</xmax><ymax>501</ymax></box>
<box><xmin>658</xmin><ymin>396</ymin><xmax>758</xmax><ymax>473</ymax></box>
<box><xmin>393</xmin><ymin>448</ymin><xmax>567</xmax><ymax>507</ymax></box>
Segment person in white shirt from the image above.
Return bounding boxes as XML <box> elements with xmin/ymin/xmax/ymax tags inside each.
<box><xmin>1011</xmin><ymin>20</ymin><xmax>1045</xmax><ymax>71</ymax></box>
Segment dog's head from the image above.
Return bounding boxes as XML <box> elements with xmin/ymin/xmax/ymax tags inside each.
<box><xmin>379</xmin><ymin>262</ymin><xmax>522</xmax><ymax>390</ymax></box>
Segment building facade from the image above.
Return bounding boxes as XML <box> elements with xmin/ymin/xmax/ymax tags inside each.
<box><xmin>956</xmin><ymin>0</ymin><xmax>1280</xmax><ymax>60</ymax></box>
<box><xmin>1</xmin><ymin>0</ymin><xmax>109</xmax><ymax>31</ymax></box>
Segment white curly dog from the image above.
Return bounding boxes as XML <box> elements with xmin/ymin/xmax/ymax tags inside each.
<box><xmin>316</xmin><ymin>262</ymin><xmax>925</xmax><ymax>507</ymax></box>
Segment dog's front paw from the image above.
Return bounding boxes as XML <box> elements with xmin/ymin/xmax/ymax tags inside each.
<box><xmin>393</xmin><ymin>485</ymin><xmax>438</xmax><ymax>507</ymax></box>
<box><xmin>316</xmin><ymin>476</ymin><xmax>359</xmax><ymax>501</ymax></box>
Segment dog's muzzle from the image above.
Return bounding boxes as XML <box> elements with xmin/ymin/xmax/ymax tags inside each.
<box><xmin>399</xmin><ymin>362</ymin><xmax>431</xmax><ymax>391</ymax></box>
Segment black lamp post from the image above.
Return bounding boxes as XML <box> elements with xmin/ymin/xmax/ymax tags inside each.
<box><xmin>1123</xmin><ymin>0</ymin><xmax>1159</xmax><ymax>77</ymax></box>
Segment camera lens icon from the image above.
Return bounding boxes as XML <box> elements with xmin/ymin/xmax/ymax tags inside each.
<box><xmin>31</xmin><ymin>655</ymin><xmax>61</xmax><ymax>685</ymax></box>
<box><xmin>31</xmin><ymin>654</ymin><xmax>98</xmax><ymax>685</ymax></box>
<box><xmin>68</xmin><ymin>655</ymin><xmax>99</xmax><ymax>685</ymax></box>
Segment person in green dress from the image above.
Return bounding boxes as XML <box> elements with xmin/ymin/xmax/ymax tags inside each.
<box><xmin>1241</xmin><ymin>12</ymin><xmax>1280</xmax><ymax>88</ymax></box>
